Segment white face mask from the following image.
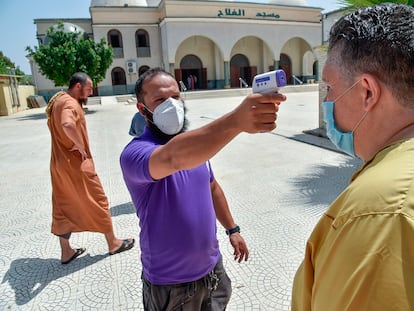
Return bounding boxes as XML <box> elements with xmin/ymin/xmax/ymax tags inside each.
<box><xmin>149</xmin><ymin>97</ymin><xmax>185</xmax><ymax>135</ymax></box>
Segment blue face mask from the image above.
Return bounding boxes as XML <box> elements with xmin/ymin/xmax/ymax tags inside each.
<box><xmin>322</xmin><ymin>80</ymin><xmax>367</xmax><ymax>157</ymax></box>
<box><xmin>322</xmin><ymin>101</ymin><xmax>355</xmax><ymax>156</ymax></box>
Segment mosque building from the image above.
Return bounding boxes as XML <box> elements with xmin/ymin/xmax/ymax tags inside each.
<box><xmin>30</xmin><ymin>0</ymin><xmax>323</xmax><ymax>97</ymax></box>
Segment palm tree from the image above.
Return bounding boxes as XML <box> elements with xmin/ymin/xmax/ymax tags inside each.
<box><xmin>337</xmin><ymin>0</ymin><xmax>414</xmax><ymax>8</ymax></box>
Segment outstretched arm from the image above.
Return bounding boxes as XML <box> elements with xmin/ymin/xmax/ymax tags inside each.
<box><xmin>149</xmin><ymin>92</ymin><xmax>286</xmax><ymax>180</ymax></box>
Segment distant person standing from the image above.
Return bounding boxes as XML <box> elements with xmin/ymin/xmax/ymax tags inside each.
<box><xmin>187</xmin><ymin>75</ymin><xmax>193</xmax><ymax>90</ymax></box>
<box><xmin>193</xmin><ymin>74</ymin><xmax>198</xmax><ymax>89</ymax></box>
<box><xmin>130</xmin><ymin>68</ymin><xmax>150</xmax><ymax>137</ymax></box>
<box><xmin>129</xmin><ymin>111</ymin><xmax>146</xmax><ymax>136</ymax></box>
<box><xmin>46</xmin><ymin>72</ymin><xmax>135</xmax><ymax>264</ymax></box>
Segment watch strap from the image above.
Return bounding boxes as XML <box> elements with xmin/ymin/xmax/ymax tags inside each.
<box><xmin>225</xmin><ymin>225</ymin><xmax>240</xmax><ymax>236</ymax></box>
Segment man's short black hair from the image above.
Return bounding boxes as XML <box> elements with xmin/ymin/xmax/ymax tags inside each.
<box><xmin>69</xmin><ymin>72</ymin><xmax>91</xmax><ymax>90</ymax></box>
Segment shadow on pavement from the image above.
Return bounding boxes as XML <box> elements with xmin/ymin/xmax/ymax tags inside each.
<box><xmin>14</xmin><ymin>108</ymin><xmax>97</xmax><ymax>122</ymax></box>
<box><xmin>1</xmin><ymin>253</ymin><xmax>107</xmax><ymax>305</ymax></box>
<box><xmin>110</xmin><ymin>201</ymin><xmax>135</xmax><ymax>216</ymax></box>
<box><xmin>15</xmin><ymin>113</ymin><xmax>48</xmax><ymax>121</ymax></box>
<box><xmin>292</xmin><ymin>156</ymin><xmax>363</xmax><ymax>206</ymax></box>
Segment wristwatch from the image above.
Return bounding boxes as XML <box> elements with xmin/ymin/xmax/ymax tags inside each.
<box><xmin>225</xmin><ymin>225</ymin><xmax>240</xmax><ymax>236</ymax></box>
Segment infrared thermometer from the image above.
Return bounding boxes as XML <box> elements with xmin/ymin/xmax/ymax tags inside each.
<box><xmin>252</xmin><ymin>69</ymin><xmax>287</xmax><ymax>94</ymax></box>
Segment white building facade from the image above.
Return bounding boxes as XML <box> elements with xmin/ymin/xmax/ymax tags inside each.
<box><xmin>31</xmin><ymin>0</ymin><xmax>323</xmax><ymax>97</ymax></box>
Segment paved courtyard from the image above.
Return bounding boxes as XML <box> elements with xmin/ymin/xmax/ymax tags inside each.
<box><xmin>0</xmin><ymin>90</ymin><xmax>362</xmax><ymax>310</ymax></box>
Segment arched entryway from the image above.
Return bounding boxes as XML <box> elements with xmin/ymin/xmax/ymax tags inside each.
<box><xmin>279</xmin><ymin>53</ymin><xmax>292</xmax><ymax>84</ymax></box>
<box><xmin>176</xmin><ymin>54</ymin><xmax>206</xmax><ymax>90</ymax></box>
<box><xmin>175</xmin><ymin>36</ymin><xmax>222</xmax><ymax>90</ymax></box>
<box><xmin>280</xmin><ymin>37</ymin><xmax>314</xmax><ymax>84</ymax></box>
<box><xmin>230</xmin><ymin>54</ymin><xmax>254</xmax><ymax>88</ymax></box>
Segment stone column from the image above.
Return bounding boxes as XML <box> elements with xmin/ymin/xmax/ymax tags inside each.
<box><xmin>168</xmin><ymin>63</ymin><xmax>175</xmax><ymax>75</ymax></box>
<box><xmin>224</xmin><ymin>61</ymin><xmax>230</xmax><ymax>89</ymax></box>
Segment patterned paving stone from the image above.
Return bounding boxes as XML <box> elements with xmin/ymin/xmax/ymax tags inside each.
<box><xmin>0</xmin><ymin>91</ymin><xmax>362</xmax><ymax>310</ymax></box>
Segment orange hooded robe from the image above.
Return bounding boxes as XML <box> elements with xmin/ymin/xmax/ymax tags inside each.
<box><xmin>46</xmin><ymin>92</ymin><xmax>113</xmax><ymax>235</ymax></box>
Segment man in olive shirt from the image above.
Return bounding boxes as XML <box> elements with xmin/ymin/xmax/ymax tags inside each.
<box><xmin>292</xmin><ymin>4</ymin><xmax>414</xmax><ymax>310</ymax></box>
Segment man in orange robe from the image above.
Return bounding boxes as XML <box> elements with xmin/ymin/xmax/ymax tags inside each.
<box><xmin>46</xmin><ymin>72</ymin><xmax>134</xmax><ymax>264</ymax></box>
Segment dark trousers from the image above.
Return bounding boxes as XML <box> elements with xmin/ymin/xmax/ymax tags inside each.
<box><xmin>142</xmin><ymin>256</ymin><xmax>232</xmax><ymax>311</ymax></box>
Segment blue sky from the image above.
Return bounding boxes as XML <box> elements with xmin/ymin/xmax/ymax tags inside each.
<box><xmin>0</xmin><ymin>0</ymin><xmax>343</xmax><ymax>74</ymax></box>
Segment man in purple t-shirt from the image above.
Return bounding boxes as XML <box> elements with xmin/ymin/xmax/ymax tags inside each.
<box><xmin>120</xmin><ymin>68</ymin><xmax>286</xmax><ymax>310</ymax></box>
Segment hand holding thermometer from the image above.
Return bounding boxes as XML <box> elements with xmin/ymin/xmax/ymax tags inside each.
<box><xmin>252</xmin><ymin>69</ymin><xmax>287</xmax><ymax>94</ymax></box>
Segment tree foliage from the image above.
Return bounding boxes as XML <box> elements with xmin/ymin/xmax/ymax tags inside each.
<box><xmin>0</xmin><ymin>51</ymin><xmax>25</xmax><ymax>76</ymax></box>
<box><xmin>26</xmin><ymin>22</ymin><xmax>113</xmax><ymax>87</ymax></box>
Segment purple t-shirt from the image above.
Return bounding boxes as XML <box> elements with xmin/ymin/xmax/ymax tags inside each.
<box><xmin>120</xmin><ymin>128</ymin><xmax>220</xmax><ymax>285</ymax></box>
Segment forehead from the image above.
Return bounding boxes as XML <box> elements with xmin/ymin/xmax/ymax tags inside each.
<box><xmin>143</xmin><ymin>74</ymin><xmax>179</xmax><ymax>97</ymax></box>
<box><xmin>84</xmin><ymin>78</ymin><xmax>93</xmax><ymax>87</ymax></box>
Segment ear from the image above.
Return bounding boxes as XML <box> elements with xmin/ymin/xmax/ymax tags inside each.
<box><xmin>360</xmin><ymin>74</ymin><xmax>381</xmax><ymax>111</ymax></box>
<box><xmin>137</xmin><ymin>102</ymin><xmax>146</xmax><ymax>116</ymax></box>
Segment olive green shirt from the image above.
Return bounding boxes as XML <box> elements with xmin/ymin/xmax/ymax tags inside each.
<box><xmin>292</xmin><ymin>139</ymin><xmax>414</xmax><ymax>310</ymax></box>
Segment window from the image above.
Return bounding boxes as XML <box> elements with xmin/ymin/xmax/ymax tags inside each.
<box><xmin>108</xmin><ymin>29</ymin><xmax>122</xmax><ymax>47</ymax></box>
<box><xmin>108</xmin><ymin>29</ymin><xmax>124</xmax><ymax>58</ymax></box>
<box><xmin>136</xmin><ymin>29</ymin><xmax>150</xmax><ymax>57</ymax></box>
<box><xmin>111</xmin><ymin>67</ymin><xmax>126</xmax><ymax>85</ymax></box>
<box><xmin>139</xmin><ymin>65</ymin><xmax>150</xmax><ymax>76</ymax></box>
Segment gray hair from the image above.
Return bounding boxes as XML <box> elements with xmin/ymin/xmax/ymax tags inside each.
<box><xmin>328</xmin><ymin>3</ymin><xmax>414</xmax><ymax>106</ymax></box>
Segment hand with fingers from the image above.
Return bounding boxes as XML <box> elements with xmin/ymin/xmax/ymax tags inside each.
<box><xmin>229</xmin><ymin>233</ymin><xmax>249</xmax><ymax>263</ymax></box>
<box><xmin>70</xmin><ymin>145</ymin><xmax>88</xmax><ymax>161</ymax></box>
<box><xmin>231</xmin><ymin>92</ymin><xmax>287</xmax><ymax>134</ymax></box>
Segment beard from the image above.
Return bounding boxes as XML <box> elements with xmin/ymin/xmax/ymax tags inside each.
<box><xmin>78</xmin><ymin>97</ymin><xmax>88</xmax><ymax>106</ymax></box>
<box><xmin>145</xmin><ymin>106</ymin><xmax>189</xmax><ymax>143</ymax></box>
<box><xmin>147</xmin><ymin>117</ymin><xmax>189</xmax><ymax>142</ymax></box>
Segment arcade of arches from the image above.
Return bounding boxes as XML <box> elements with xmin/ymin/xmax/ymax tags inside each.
<box><xmin>109</xmin><ymin>34</ymin><xmax>316</xmax><ymax>93</ymax></box>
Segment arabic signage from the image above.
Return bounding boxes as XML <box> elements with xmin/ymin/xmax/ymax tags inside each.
<box><xmin>256</xmin><ymin>12</ymin><xmax>280</xmax><ymax>19</ymax></box>
<box><xmin>217</xmin><ymin>8</ymin><xmax>280</xmax><ymax>19</ymax></box>
<box><xmin>217</xmin><ymin>8</ymin><xmax>245</xmax><ymax>17</ymax></box>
